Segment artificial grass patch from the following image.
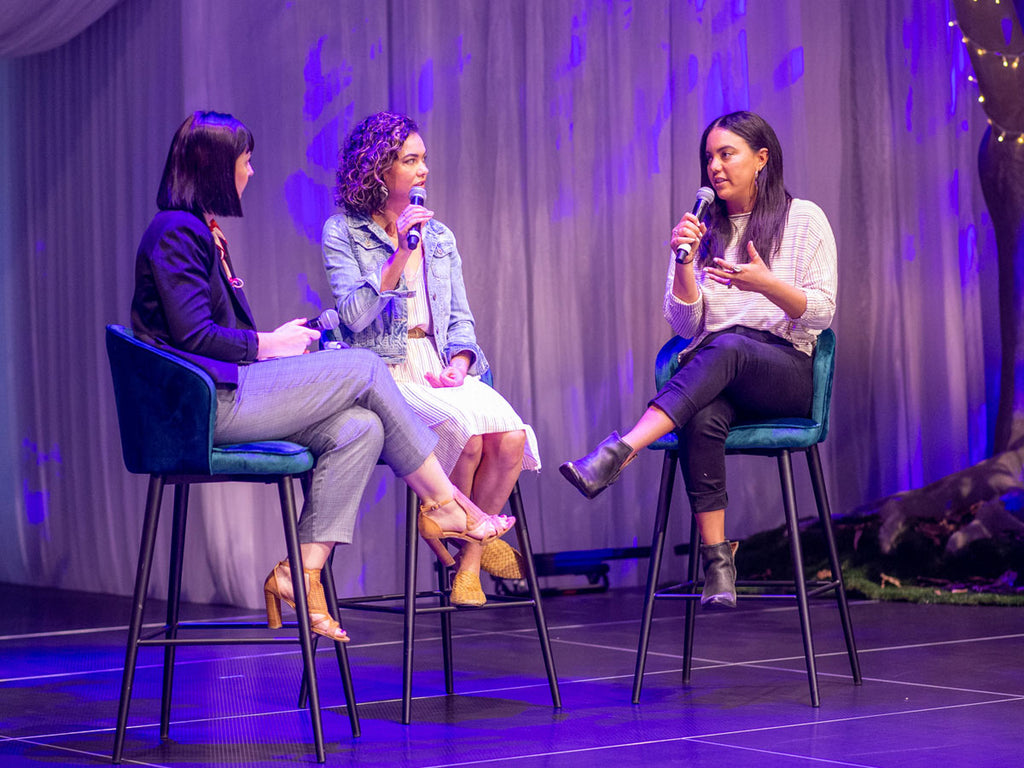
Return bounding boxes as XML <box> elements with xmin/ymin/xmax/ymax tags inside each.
<box><xmin>735</xmin><ymin>514</ymin><xmax>1024</xmax><ymax>606</ymax></box>
<box><xmin>841</xmin><ymin>567</ymin><xmax>1024</xmax><ymax>606</ymax></box>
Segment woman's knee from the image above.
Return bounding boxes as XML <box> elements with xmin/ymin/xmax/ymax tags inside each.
<box><xmin>321</xmin><ymin>407</ymin><xmax>384</xmax><ymax>455</ymax></box>
<box><xmin>460</xmin><ymin>434</ymin><xmax>484</xmax><ymax>463</ymax></box>
<box><xmin>348</xmin><ymin>407</ymin><xmax>385</xmax><ymax>438</ymax></box>
<box><xmin>483</xmin><ymin>430</ymin><xmax>526</xmax><ymax>464</ymax></box>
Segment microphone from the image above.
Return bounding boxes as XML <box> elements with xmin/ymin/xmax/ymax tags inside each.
<box><xmin>675</xmin><ymin>186</ymin><xmax>716</xmax><ymax>263</ymax></box>
<box><xmin>406</xmin><ymin>186</ymin><xmax>426</xmax><ymax>250</ymax></box>
<box><xmin>304</xmin><ymin>308</ymin><xmax>340</xmax><ymax>332</ymax></box>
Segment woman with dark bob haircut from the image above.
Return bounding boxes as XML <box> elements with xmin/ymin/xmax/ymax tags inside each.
<box><xmin>131</xmin><ymin>111</ymin><xmax>514</xmax><ymax>642</ymax></box>
<box><xmin>561</xmin><ymin>111</ymin><xmax>837</xmax><ymax>610</ymax></box>
<box><xmin>322</xmin><ymin>111</ymin><xmax>540</xmax><ymax>608</ymax></box>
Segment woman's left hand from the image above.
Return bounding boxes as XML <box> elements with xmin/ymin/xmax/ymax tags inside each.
<box><xmin>425</xmin><ymin>365</ymin><xmax>466</xmax><ymax>388</ymax></box>
<box><xmin>704</xmin><ymin>241</ymin><xmax>773</xmax><ymax>293</ymax></box>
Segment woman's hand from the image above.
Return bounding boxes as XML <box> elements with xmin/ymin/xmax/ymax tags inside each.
<box><xmin>394</xmin><ymin>203</ymin><xmax>435</xmax><ymax>254</ymax></box>
<box><xmin>424</xmin><ymin>353</ymin><xmax>470</xmax><ymax>388</ymax></box>
<box><xmin>381</xmin><ymin>202</ymin><xmax>436</xmax><ymax>292</ymax></box>
<box><xmin>424</xmin><ymin>365</ymin><xmax>466</xmax><ymax>388</ymax></box>
<box><xmin>670</xmin><ymin>212</ymin><xmax>707</xmax><ymax>264</ymax></box>
<box><xmin>256</xmin><ymin>318</ymin><xmax>320</xmax><ymax>360</ymax></box>
<box><xmin>704</xmin><ymin>241</ymin><xmax>772</xmax><ymax>291</ymax></box>
<box><xmin>669</xmin><ymin>212</ymin><xmax>705</xmax><ymax>303</ymax></box>
<box><xmin>705</xmin><ymin>241</ymin><xmax>808</xmax><ymax>318</ymax></box>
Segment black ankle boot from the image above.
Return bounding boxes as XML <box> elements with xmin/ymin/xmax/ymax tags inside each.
<box><xmin>700</xmin><ymin>540</ymin><xmax>738</xmax><ymax>609</ymax></box>
<box><xmin>559</xmin><ymin>431</ymin><xmax>635</xmax><ymax>499</ymax></box>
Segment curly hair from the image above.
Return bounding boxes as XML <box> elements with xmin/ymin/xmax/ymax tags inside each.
<box><xmin>335</xmin><ymin>112</ymin><xmax>419</xmax><ymax>216</ymax></box>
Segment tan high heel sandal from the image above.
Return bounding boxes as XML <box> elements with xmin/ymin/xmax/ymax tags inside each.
<box><xmin>263</xmin><ymin>560</ymin><xmax>350</xmax><ymax>643</ymax></box>
<box><xmin>417</xmin><ymin>487</ymin><xmax>515</xmax><ymax>567</ymax></box>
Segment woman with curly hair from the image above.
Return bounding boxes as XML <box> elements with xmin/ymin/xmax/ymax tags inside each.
<box><xmin>322</xmin><ymin>111</ymin><xmax>540</xmax><ymax>607</ymax></box>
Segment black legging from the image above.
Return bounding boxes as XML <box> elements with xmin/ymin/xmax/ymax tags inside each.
<box><xmin>649</xmin><ymin>327</ymin><xmax>813</xmax><ymax>514</ymax></box>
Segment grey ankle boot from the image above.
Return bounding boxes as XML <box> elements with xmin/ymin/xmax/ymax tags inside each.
<box><xmin>559</xmin><ymin>431</ymin><xmax>635</xmax><ymax>499</ymax></box>
<box><xmin>700</xmin><ymin>540</ymin><xmax>738</xmax><ymax>609</ymax></box>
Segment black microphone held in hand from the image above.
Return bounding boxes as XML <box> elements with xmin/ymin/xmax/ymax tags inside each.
<box><xmin>406</xmin><ymin>186</ymin><xmax>426</xmax><ymax>250</ymax></box>
<box><xmin>675</xmin><ymin>186</ymin><xmax>716</xmax><ymax>264</ymax></box>
<box><xmin>304</xmin><ymin>308</ymin><xmax>340</xmax><ymax>332</ymax></box>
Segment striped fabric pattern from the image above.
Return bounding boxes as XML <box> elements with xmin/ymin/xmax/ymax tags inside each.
<box><xmin>663</xmin><ymin>198</ymin><xmax>838</xmax><ymax>356</ymax></box>
<box><xmin>389</xmin><ymin>263</ymin><xmax>541</xmax><ymax>475</ymax></box>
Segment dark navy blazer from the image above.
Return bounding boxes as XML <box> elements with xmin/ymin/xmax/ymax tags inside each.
<box><xmin>131</xmin><ymin>209</ymin><xmax>258</xmax><ymax>387</ymax></box>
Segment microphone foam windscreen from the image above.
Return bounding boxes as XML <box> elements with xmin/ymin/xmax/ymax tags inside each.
<box><xmin>320</xmin><ymin>308</ymin><xmax>340</xmax><ymax>330</ymax></box>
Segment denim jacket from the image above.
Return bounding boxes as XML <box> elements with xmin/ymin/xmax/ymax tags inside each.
<box><xmin>322</xmin><ymin>211</ymin><xmax>488</xmax><ymax>375</ymax></box>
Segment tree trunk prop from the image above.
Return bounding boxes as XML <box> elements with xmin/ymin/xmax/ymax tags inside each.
<box><xmin>838</xmin><ymin>2</ymin><xmax>1024</xmax><ymax>594</ymax></box>
<box><xmin>955</xmin><ymin>0</ymin><xmax>1024</xmax><ymax>452</ymax></box>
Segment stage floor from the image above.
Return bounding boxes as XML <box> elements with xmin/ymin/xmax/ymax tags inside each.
<box><xmin>0</xmin><ymin>580</ymin><xmax>1021</xmax><ymax>767</ymax></box>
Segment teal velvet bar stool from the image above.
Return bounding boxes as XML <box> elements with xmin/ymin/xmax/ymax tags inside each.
<box><xmin>105</xmin><ymin>325</ymin><xmax>358</xmax><ymax>764</ymax></box>
<box><xmin>631</xmin><ymin>328</ymin><xmax>861</xmax><ymax>706</ymax></box>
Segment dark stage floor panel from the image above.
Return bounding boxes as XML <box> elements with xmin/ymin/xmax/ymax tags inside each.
<box><xmin>1</xmin><ymin>581</ymin><xmax>1021</xmax><ymax>767</ymax></box>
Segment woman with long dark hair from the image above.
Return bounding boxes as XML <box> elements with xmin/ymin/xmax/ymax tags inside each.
<box><xmin>131</xmin><ymin>111</ymin><xmax>514</xmax><ymax>642</ymax></box>
<box><xmin>322</xmin><ymin>112</ymin><xmax>540</xmax><ymax>607</ymax></box>
<box><xmin>560</xmin><ymin>111</ymin><xmax>837</xmax><ymax>608</ymax></box>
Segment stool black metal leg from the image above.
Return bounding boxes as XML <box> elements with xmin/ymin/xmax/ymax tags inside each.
<box><xmin>295</xmin><ymin>474</ymin><xmax>320</xmax><ymax>713</ymax></box>
<box><xmin>297</xmin><ymin>640</ymin><xmax>318</xmax><ymax>709</ymax></box>
<box><xmin>279</xmin><ymin>478</ymin><xmax>326</xmax><ymax>763</ymax></box>
<box><xmin>778</xmin><ymin>450</ymin><xmax>820</xmax><ymax>707</ymax></box>
<box><xmin>437</xmin><ymin>558</ymin><xmax>455</xmax><ymax>695</ymax></box>
<box><xmin>402</xmin><ymin>486</ymin><xmax>419</xmax><ymax>725</ymax></box>
<box><xmin>160</xmin><ymin>484</ymin><xmax>189</xmax><ymax>741</ymax></box>
<box><xmin>509</xmin><ymin>482</ymin><xmax>561</xmax><ymax>709</ymax></box>
<box><xmin>113</xmin><ymin>475</ymin><xmax>165</xmax><ymax>764</ymax></box>
<box><xmin>632</xmin><ymin>452</ymin><xmax>676</xmax><ymax>703</ymax></box>
<box><xmin>320</xmin><ymin>557</ymin><xmax>361</xmax><ymax>737</ymax></box>
<box><xmin>295</xmin><ymin>472</ymin><xmax>323</xmax><ymax>714</ymax></box>
<box><xmin>807</xmin><ymin>446</ymin><xmax>861</xmax><ymax>684</ymax></box>
<box><xmin>681</xmin><ymin>512</ymin><xmax>700</xmax><ymax>684</ymax></box>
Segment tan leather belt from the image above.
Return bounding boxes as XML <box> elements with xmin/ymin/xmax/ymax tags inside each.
<box><xmin>408</xmin><ymin>328</ymin><xmax>428</xmax><ymax>339</ymax></box>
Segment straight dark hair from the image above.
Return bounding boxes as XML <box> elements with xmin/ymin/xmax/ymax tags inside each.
<box><xmin>156</xmin><ymin>111</ymin><xmax>254</xmax><ymax>217</ymax></box>
<box><xmin>696</xmin><ymin>111</ymin><xmax>791</xmax><ymax>269</ymax></box>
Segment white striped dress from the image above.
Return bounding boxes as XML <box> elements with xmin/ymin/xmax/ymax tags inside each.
<box><xmin>388</xmin><ymin>261</ymin><xmax>541</xmax><ymax>476</ymax></box>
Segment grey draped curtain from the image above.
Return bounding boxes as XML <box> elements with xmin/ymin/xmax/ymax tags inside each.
<box><xmin>0</xmin><ymin>0</ymin><xmax>123</xmax><ymax>56</ymax></box>
<box><xmin>0</xmin><ymin>0</ymin><xmax>998</xmax><ymax>608</ymax></box>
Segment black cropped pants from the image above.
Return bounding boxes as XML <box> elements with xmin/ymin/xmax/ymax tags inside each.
<box><xmin>648</xmin><ymin>327</ymin><xmax>813</xmax><ymax>514</ymax></box>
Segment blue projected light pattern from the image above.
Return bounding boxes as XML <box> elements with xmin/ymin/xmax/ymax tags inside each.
<box><xmin>279</xmin><ymin>1</ymin><xmax>819</xmax><ymax>241</ymax></box>
<box><xmin>285</xmin><ymin>38</ymin><xmax>358</xmax><ymax>245</ymax></box>
<box><xmin>22</xmin><ymin>437</ymin><xmax>60</xmax><ymax>526</ymax></box>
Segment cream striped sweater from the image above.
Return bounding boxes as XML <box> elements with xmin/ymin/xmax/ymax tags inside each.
<box><xmin>663</xmin><ymin>198</ymin><xmax>837</xmax><ymax>356</ymax></box>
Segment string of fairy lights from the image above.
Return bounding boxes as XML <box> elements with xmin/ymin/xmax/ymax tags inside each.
<box><xmin>948</xmin><ymin>9</ymin><xmax>1024</xmax><ymax>145</ymax></box>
